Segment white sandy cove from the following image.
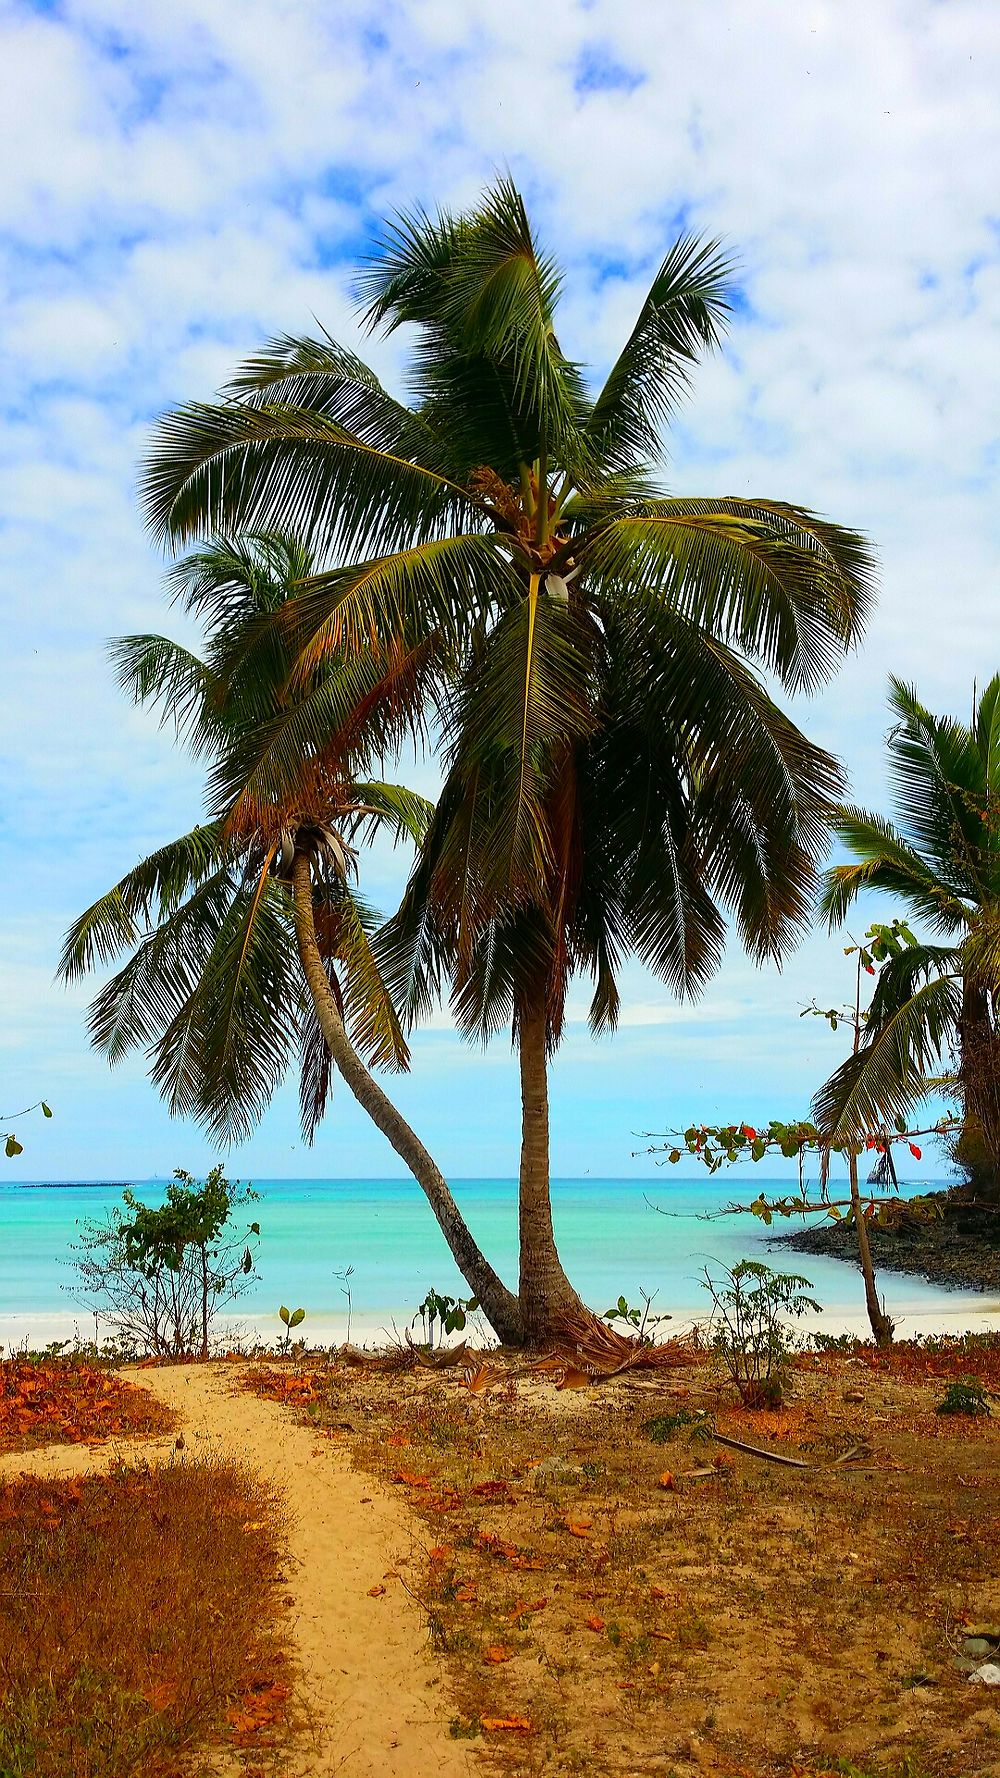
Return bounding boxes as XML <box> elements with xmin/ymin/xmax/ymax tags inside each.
<box><xmin>2</xmin><ymin>1298</ymin><xmax>999</xmax><ymax>1353</ymax></box>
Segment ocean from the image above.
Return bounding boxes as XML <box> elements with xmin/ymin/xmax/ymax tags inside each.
<box><xmin>1</xmin><ymin>1174</ymin><xmax>994</xmax><ymax>1348</ymax></box>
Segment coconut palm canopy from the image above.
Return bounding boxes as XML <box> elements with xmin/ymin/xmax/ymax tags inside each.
<box><xmin>141</xmin><ymin>179</ymin><xmax>874</xmax><ymax>1052</ymax></box>
<box><xmin>87</xmin><ymin>178</ymin><xmax>876</xmax><ymax>1340</ymax></box>
<box><xmin>815</xmin><ymin>675</ymin><xmax>1000</xmax><ymax>1185</ymax></box>
<box><xmin>58</xmin><ymin>535</ymin><xmax>434</xmax><ymax>1148</ymax></box>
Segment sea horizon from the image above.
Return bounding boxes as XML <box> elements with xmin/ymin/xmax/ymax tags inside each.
<box><xmin>2</xmin><ymin>1172</ymin><xmax>994</xmax><ymax>1350</ymax></box>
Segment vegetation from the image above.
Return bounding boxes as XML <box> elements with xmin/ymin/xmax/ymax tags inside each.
<box><xmin>2</xmin><ymin>1098</ymin><xmax>52</xmax><ymax>1157</ymax></box>
<box><xmin>0</xmin><ymin>1459</ymin><xmax>291</xmax><ymax>1778</ymax></box>
<box><xmin>935</xmin><ymin>1378</ymin><xmax>990</xmax><ymax>1417</ymax></box>
<box><xmin>700</xmin><ymin>1258</ymin><xmax>821</xmax><ymax>1407</ymax></box>
<box><xmin>818</xmin><ymin>676</ymin><xmax>1000</xmax><ymax>1197</ymax></box>
<box><xmin>59</xmin><ymin>533</ymin><xmax>519</xmax><ymax>1341</ymax></box>
<box><xmin>247</xmin><ymin>1336</ymin><xmax>1000</xmax><ymax>1775</ymax></box>
<box><xmin>125</xmin><ymin>177</ymin><xmax>873</xmax><ymax>1343</ymax></box>
<box><xmin>70</xmin><ymin>1167</ymin><xmax>261</xmax><ymax>1358</ymax></box>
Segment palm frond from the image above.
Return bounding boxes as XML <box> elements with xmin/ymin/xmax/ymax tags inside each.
<box><xmin>812</xmin><ymin>974</ymin><xmax>963</xmax><ymax>1139</ymax></box>
<box><xmin>58</xmin><ymin>825</ymin><xmax>227</xmax><ymax>979</ymax></box>
<box><xmin>587</xmin><ymin>235</ymin><xmax>733</xmax><ymax>471</ymax></box>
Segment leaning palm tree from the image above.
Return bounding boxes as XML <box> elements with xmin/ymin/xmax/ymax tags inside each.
<box><xmin>141</xmin><ymin>179</ymin><xmax>875</xmax><ymax>1340</ymax></box>
<box><xmin>59</xmin><ymin>536</ymin><xmax>522</xmax><ymax>1340</ymax></box>
<box><xmin>816</xmin><ymin>675</ymin><xmax>1000</xmax><ymax>1199</ymax></box>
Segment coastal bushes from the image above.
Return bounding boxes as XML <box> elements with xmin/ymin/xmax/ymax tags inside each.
<box><xmin>70</xmin><ymin>1167</ymin><xmax>260</xmax><ymax>1359</ymax></box>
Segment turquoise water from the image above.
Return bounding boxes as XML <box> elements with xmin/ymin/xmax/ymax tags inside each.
<box><xmin>1</xmin><ymin>1175</ymin><xmax>992</xmax><ymax>1339</ymax></box>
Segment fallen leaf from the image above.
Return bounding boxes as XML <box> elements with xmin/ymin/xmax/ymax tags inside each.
<box><xmin>509</xmin><ymin>1597</ymin><xmax>548</xmax><ymax>1620</ymax></box>
<box><xmin>483</xmin><ymin>1645</ymin><xmax>513</xmax><ymax>1663</ymax></box>
<box><xmin>367</xmin><ymin>1583</ymin><xmax>386</xmax><ymax>1597</ymax></box>
<box><xmin>472</xmin><ymin>1479</ymin><xmax>514</xmax><ymax>1501</ymax></box>
<box><xmin>390</xmin><ymin>1471</ymin><xmax>430</xmax><ymax>1488</ymax></box>
<box><xmin>481</xmin><ymin>1716</ymin><xmax>532</xmax><ymax>1733</ymax></box>
<box><xmin>565</xmin><ymin>1515</ymin><xmax>593</xmax><ymax>1537</ymax></box>
<box><xmin>658</xmin><ymin>1471</ymin><xmax>675</xmax><ymax>1490</ymax></box>
<box><xmin>428</xmin><ymin>1544</ymin><xmax>452</xmax><ymax>1562</ymax></box>
<box><xmin>585</xmin><ymin>1615</ymin><xmax>606</xmax><ymax>1632</ymax></box>
<box><xmin>556</xmin><ymin>1366</ymin><xmax>592</xmax><ymax>1390</ymax></box>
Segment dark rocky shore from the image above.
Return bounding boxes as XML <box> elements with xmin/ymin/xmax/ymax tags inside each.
<box><xmin>773</xmin><ymin>1192</ymin><xmax>1000</xmax><ymax>1295</ymax></box>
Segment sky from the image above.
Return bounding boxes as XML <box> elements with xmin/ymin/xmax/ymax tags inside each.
<box><xmin>1</xmin><ymin>0</ymin><xmax>998</xmax><ymax>1183</ymax></box>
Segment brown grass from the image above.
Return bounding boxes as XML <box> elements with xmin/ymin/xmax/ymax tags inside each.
<box><xmin>0</xmin><ymin>1457</ymin><xmax>294</xmax><ymax>1777</ymax></box>
<box><xmin>0</xmin><ymin>1357</ymin><xmax>175</xmax><ymax>1451</ymax></box>
<box><xmin>244</xmin><ymin>1345</ymin><xmax>1000</xmax><ymax>1778</ymax></box>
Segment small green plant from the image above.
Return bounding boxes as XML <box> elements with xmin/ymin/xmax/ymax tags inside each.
<box><xmin>642</xmin><ymin>1408</ymin><xmax>703</xmax><ymax>1442</ymax></box>
<box><xmin>278</xmin><ymin>1305</ymin><xmax>305</xmax><ymax>1354</ymax></box>
<box><xmin>701</xmin><ymin>1259</ymin><xmax>821</xmax><ymax>1408</ymax></box>
<box><xmin>412</xmin><ymin>1288</ymin><xmax>479</xmax><ymax>1349</ymax></box>
<box><xmin>935</xmin><ymin>1377</ymin><xmax>990</xmax><ymax>1417</ymax></box>
<box><xmin>602</xmin><ymin>1287</ymin><xmax>670</xmax><ymax>1343</ymax></box>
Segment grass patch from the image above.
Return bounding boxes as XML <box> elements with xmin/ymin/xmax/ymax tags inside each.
<box><xmin>0</xmin><ymin>1457</ymin><xmax>293</xmax><ymax>1776</ymax></box>
<box><xmin>0</xmin><ymin>1357</ymin><xmax>175</xmax><ymax>1451</ymax></box>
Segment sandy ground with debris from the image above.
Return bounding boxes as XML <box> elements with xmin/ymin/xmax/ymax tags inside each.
<box><xmin>0</xmin><ymin>1362</ymin><xmax>480</xmax><ymax>1778</ymax></box>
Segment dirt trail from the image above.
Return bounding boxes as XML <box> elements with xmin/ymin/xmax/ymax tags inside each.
<box><xmin>0</xmin><ymin>1363</ymin><xmax>481</xmax><ymax>1778</ymax></box>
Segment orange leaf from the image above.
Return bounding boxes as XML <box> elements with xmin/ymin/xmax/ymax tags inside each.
<box><xmin>658</xmin><ymin>1471</ymin><xmax>675</xmax><ymax>1490</ymax></box>
<box><xmin>390</xmin><ymin>1470</ymin><xmax>430</xmax><ymax>1488</ymax></box>
<box><xmin>481</xmin><ymin>1716</ymin><xmax>532</xmax><ymax>1733</ymax></box>
<box><xmin>367</xmin><ymin>1583</ymin><xmax>386</xmax><ymax>1597</ymax></box>
<box><xmin>585</xmin><ymin>1615</ymin><xmax>606</xmax><ymax>1632</ymax></box>
<box><xmin>428</xmin><ymin>1544</ymin><xmax>452</xmax><ymax>1562</ymax></box>
<box><xmin>509</xmin><ymin>1597</ymin><xmax>548</xmax><ymax>1619</ymax></box>
<box><xmin>556</xmin><ymin>1366</ymin><xmax>592</xmax><ymax>1390</ymax></box>
<box><xmin>483</xmin><ymin>1645</ymin><xmax>513</xmax><ymax>1663</ymax></box>
<box><xmin>565</xmin><ymin>1514</ymin><xmax>593</xmax><ymax>1537</ymax></box>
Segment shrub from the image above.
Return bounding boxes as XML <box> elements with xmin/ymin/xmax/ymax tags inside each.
<box><xmin>701</xmin><ymin>1259</ymin><xmax>821</xmax><ymax>1408</ymax></box>
<box><xmin>70</xmin><ymin>1166</ymin><xmax>260</xmax><ymax>1358</ymax></box>
<box><xmin>935</xmin><ymin>1377</ymin><xmax>990</xmax><ymax>1417</ymax></box>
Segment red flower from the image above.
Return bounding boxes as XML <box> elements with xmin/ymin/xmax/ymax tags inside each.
<box><xmin>909</xmin><ymin>1143</ymin><xmax>922</xmax><ymax>1161</ymax></box>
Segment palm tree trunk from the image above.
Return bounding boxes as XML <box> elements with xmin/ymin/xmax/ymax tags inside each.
<box><xmin>517</xmin><ymin>997</ymin><xmax>585</xmax><ymax>1344</ymax></box>
<box><xmin>958</xmin><ymin>979</ymin><xmax>1000</xmax><ymax>1202</ymax></box>
<box><xmin>848</xmin><ymin>1152</ymin><xmax>894</xmax><ymax>1348</ymax></box>
<box><xmin>291</xmin><ymin>852</ymin><xmax>523</xmax><ymax>1345</ymax></box>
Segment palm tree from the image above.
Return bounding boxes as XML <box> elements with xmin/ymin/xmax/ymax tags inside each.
<box><xmin>58</xmin><ymin>535</ymin><xmax>522</xmax><ymax>1341</ymax></box>
<box><xmin>140</xmin><ymin>179</ymin><xmax>874</xmax><ymax>1341</ymax></box>
<box><xmin>816</xmin><ymin>675</ymin><xmax>1000</xmax><ymax>1199</ymax></box>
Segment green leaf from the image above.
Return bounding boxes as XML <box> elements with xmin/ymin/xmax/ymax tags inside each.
<box><xmin>279</xmin><ymin>1305</ymin><xmax>290</xmax><ymax>1323</ymax></box>
<box><xmin>41</xmin><ymin>1102</ymin><xmax>52</xmax><ymax>1118</ymax></box>
<box><xmin>289</xmin><ymin>1307</ymin><xmax>306</xmax><ymax>1328</ymax></box>
<box><xmin>5</xmin><ymin>1135</ymin><xmax>23</xmax><ymax>1157</ymax></box>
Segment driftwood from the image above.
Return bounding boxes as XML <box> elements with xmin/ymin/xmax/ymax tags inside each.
<box><xmin>712</xmin><ymin>1431</ymin><xmax>872</xmax><ymax>1471</ymax></box>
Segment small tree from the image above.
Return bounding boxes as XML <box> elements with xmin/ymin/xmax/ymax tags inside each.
<box><xmin>643</xmin><ymin>923</ymin><xmax>958</xmax><ymax>1348</ymax></box>
<box><xmin>702</xmin><ymin>1260</ymin><xmax>820</xmax><ymax>1407</ymax></box>
<box><xmin>71</xmin><ymin>1167</ymin><xmax>260</xmax><ymax>1358</ymax></box>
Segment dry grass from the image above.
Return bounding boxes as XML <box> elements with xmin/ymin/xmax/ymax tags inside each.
<box><xmin>0</xmin><ymin>1356</ymin><xmax>176</xmax><ymax>1451</ymax></box>
<box><xmin>244</xmin><ymin>1342</ymin><xmax>1000</xmax><ymax>1778</ymax></box>
<box><xmin>0</xmin><ymin>1457</ymin><xmax>294</xmax><ymax>1777</ymax></box>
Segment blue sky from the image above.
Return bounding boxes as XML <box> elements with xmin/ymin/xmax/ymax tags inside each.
<box><xmin>2</xmin><ymin>0</ymin><xmax>999</xmax><ymax>1182</ymax></box>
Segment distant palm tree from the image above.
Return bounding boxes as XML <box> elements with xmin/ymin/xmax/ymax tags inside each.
<box><xmin>141</xmin><ymin>179</ymin><xmax>874</xmax><ymax>1340</ymax></box>
<box><xmin>59</xmin><ymin>536</ymin><xmax>521</xmax><ymax>1340</ymax></box>
<box><xmin>816</xmin><ymin>676</ymin><xmax>1000</xmax><ymax>1198</ymax></box>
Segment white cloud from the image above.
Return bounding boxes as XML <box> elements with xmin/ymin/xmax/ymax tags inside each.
<box><xmin>1</xmin><ymin>0</ymin><xmax>997</xmax><ymax>1177</ymax></box>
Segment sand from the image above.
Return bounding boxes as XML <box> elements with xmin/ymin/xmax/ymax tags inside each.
<box><xmin>0</xmin><ymin>1362</ymin><xmax>481</xmax><ymax>1778</ymax></box>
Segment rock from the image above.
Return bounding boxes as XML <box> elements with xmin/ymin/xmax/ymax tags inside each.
<box><xmin>963</xmin><ymin>1638</ymin><xmax>995</xmax><ymax>1660</ymax></box>
<box><xmin>968</xmin><ymin>1663</ymin><xmax>1000</xmax><ymax>1686</ymax></box>
<box><xmin>531</xmin><ymin>1455</ymin><xmax>583</xmax><ymax>1489</ymax></box>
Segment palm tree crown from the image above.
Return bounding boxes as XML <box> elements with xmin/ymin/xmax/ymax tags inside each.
<box><xmin>815</xmin><ymin>675</ymin><xmax>1000</xmax><ymax>1188</ymax></box>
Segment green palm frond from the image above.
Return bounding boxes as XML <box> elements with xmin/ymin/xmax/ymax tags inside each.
<box><xmin>812</xmin><ymin>974</ymin><xmax>963</xmax><ymax>1140</ymax></box>
<box><xmin>587</xmin><ymin>236</ymin><xmax>734</xmax><ymax>471</ymax></box>
<box><xmin>586</xmin><ymin>498</ymin><xmax>874</xmax><ymax>691</ymax></box>
<box><xmin>822</xmin><ymin>807</ymin><xmax>969</xmax><ymax>934</ymax></box>
<box><xmin>141</xmin><ymin>400</ymin><xmax>489</xmax><ymax>555</ymax></box>
<box><xmin>58</xmin><ymin>825</ymin><xmax>227</xmax><ymax>978</ymax></box>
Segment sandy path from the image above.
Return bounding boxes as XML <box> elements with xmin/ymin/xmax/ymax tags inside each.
<box><xmin>0</xmin><ymin>1363</ymin><xmax>481</xmax><ymax>1778</ymax></box>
